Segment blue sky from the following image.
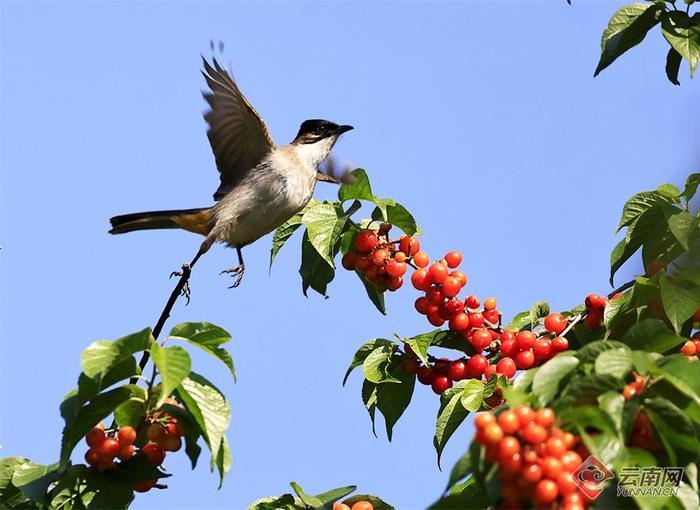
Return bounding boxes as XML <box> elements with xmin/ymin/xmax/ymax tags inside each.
<box><xmin>1</xmin><ymin>1</ymin><xmax>697</xmax><ymax>509</ymax></box>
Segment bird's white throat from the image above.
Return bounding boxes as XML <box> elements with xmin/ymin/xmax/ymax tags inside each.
<box><xmin>294</xmin><ymin>136</ymin><xmax>339</xmax><ymax>169</ymax></box>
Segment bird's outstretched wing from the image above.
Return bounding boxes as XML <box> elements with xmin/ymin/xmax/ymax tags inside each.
<box><xmin>201</xmin><ymin>57</ymin><xmax>274</xmax><ymax>200</ymax></box>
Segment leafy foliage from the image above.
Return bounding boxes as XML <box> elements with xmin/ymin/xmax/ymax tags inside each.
<box><xmin>248</xmin><ymin>482</ymin><xmax>394</xmax><ymax>510</ymax></box>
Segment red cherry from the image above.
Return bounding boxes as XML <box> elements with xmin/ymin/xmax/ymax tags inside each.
<box><xmin>385</xmin><ymin>260</ymin><xmax>407</xmax><ymax>278</ymax></box>
<box><xmin>86</xmin><ymin>427</ymin><xmax>106</xmax><ymax>448</ymax></box>
<box><xmin>444</xmin><ymin>251</ymin><xmax>463</xmax><ymax>268</ymax></box>
<box><xmin>474</xmin><ymin>412</ymin><xmax>496</xmax><ymax>428</ymax></box>
<box><xmin>551</xmin><ymin>336</ymin><xmax>569</xmax><ymax>352</ymax></box>
<box><xmin>496</xmin><ymin>357</ymin><xmax>516</xmax><ymax>378</ymax></box>
<box><xmin>470</xmin><ymin>329</ymin><xmax>491</xmax><ymax>351</ymax></box>
<box><xmin>500</xmin><ymin>338</ymin><xmax>517</xmax><ymax>358</ymax></box>
<box><xmin>468</xmin><ymin>312</ymin><xmax>485</xmax><ymax>329</ymax></box>
<box><xmin>417</xmin><ymin>366</ymin><xmax>435</xmax><ymax>385</ymax></box>
<box><xmin>498</xmin><ymin>411</ymin><xmax>520</xmax><ymax>434</ymax></box>
<box><xmin>467</xmin><ymin>355</ymin><xmax>488</xmax><ymax>378</ymax></box>
<box><xmin>99</xmin><ymin>438</ymin><xmax>120</xmax><ymax>460</ymax></box>
<box><xmin>585</xmin><ymin>293</ymin><xmax>605</xmax><ymax>309</ymax></box>
<box><xmin>118</xmin><ymin>443</ymin><xmax>136</xmax><ymax>461</ymax></box>
<box><xmin>441</xmin><ymin>277</ymin><xmax>461</xmax><ymax>298</ymax></box>
<box><xmin>449</xmin><ymin>312</ymin><xmax>470</xmax><ymax>331</ymax></box>
<box><xmin>544</xmin><ymin>313</ymin><xmax>568</xmax><ymax>334</ymax></box>
<box><xmin>431</xmin><ymin>375</ymin><xmax>453</xmax><ymax>395</ymax></box>
<box><xmin>162</xmin><ymin>434</ymin><xmax>182</xmax><ymax>452</ymax></box>
<box><xmin>394</xmin><ymin>251</ymin><xmax>407</xmax><ymax>263</ymax></box>
<box><xmin>622</xmin><ymin>384</ymin><xmax>637</xmax><ymax>400</ymax></box>
<box><xmin>427</xmin><ymin>311</ymin><xmax>445</xmax><ymax>327</ymax></box>
<box><xmin>450</xmin><ymin>270</ymin><xmax>467</xmax><ymax>287</ymax></box>
<box><xmin>481</xmin><ymin>423</ymin><xmax>504</xmax><ymax>445</ymax></box>
<box><xmin>515</xmin><ymin>349</ymin><xmax>535</xmax><ymax>369</ymax></box>
<box><xmin>341</xmin><ymin>252</ymin><xmax>357</xmax><ymax>271</ymax></box>
<box><xmin>465</xmin><ymin>295</ymin><xmax>480</xmax><ymax>309</ymax></box>
<box><xmin>437</xmin><ymin>301</ymin><xmax>452</xmax><ymax>320</ymax></box>
<box><xmin>414</xmin><ymin>297</ymin><xmax>430</xmax><ymax>315</ymax></box>
<box><xmin>354</xmin><ymin>230</ymin><xmax>378</xmax><ymax>253</ymax></box>
<box><xmin>447</xmin><ymin>360</ymin><xmax>468</xmax><ymax>381</ymax></box>
<box><xmin>484</xmin><ymin>364</ymin><xmax>498</xmax><ymax>380</ymax></box>
<box><xmin>522</xmin><ymin>463</ymin><xmax>543</xmax><ymax>485</ymax></box>
<box><xmin>535</xmin><ymin>408</ymin><xmax>555</xmax><ymax>427</ymax></box>
<box><xmin>411</xmin><ymin>269</ymin><xmax>431</xmax><ymax>291</ymax></box>
<box><xmin>413</xmin><ymin>251</ymin><xmax>429</xmax><ymax>268</ymax></box>
<box><xmin>355</xmin><ymin>255</ymin><xmax>372</xmax><ymax>272</ymax></box>
<box><xmin>499</xmin><ymin>452</ymin><xmax>522</xmax><ymax>474</ymax></box>
<box><xmin>499</xmin><ymin>436</ymin><xmax>521</xmax><ymax>457</ymax></box>
<box><xmin>141</xmin><ymin>443</ymin><xmax>166</xmax><ymax>465</ymax></box>
<box><xmin>482</xmin><ymin>309</ymin><xmax>500</xmax><ymax>325</ymax></box>
<box><xmin>117</xmin><ymin>426</ymin><xmax>137</xmax><ymax>446</ymax></box>
<box><xmin>402</xmin><ymin>358</ymin><xmax>420</xmax><ymax>375</ymax></box>
<box><xmin>545</xmin><ymin>437</ymin><xmax>567</xmax><ymax>457</ymax></box>
<box><xmin>561</xmin><ymin>451</ymin><xmax>583</xmax><ymax>472</ymax></box>
<box><xmin>85</xmin><ymin>448</ymin><xmax>102</xmax><ymax>466</ymax></box>
<box><xmin>515</xmin><ymin>331</ymin><xmax>536</xmax><ymax>351</ymax></box>
<box><xmin>372</xmin><ymin>248</ymin><xmax>389</xmax><ymax>266</ymax></box>
<box><xmin>399</xmin><ymin>235</ymin><xmax>421</xmax><ymax>256</ymax></box>
<box><xmin>386</xmin><ymin>275</ymin><xmax>403</xmax><ymax>291</ymax></box>
<box><xmin>534</xmin><ymin>479</ymin><xmax>558</xmax><ymax>504</ymax></box>
<box><xmin>428</xmin><ymin>262</ymin><xmax>448</xmax><ymax>284</ymax></box>
<box><xmin>680</xmin><ymin>340</ymin><xmax>697</xmax><ymax>356</ymax></box>
<box><xmin>513</xmin><ymin>404</ymin><xmax>536</xmax><ymax>427</ymax></box>
<box><xmin>522</xmin><ymin>422</ymin><xmax>548</xmax><ymax>444</ymax></box>
<box><xmin>533</xmin><ymin>338</ymin><xmax>553</xmax><ymax>362</ymax></box>
<box><xmin>446</xmin><ymin>298</ymin><xmax>464</xmax><ymax>315</ymax></box>
<box><xmin>541</xmin><ymin>456</ymin><xmax>562</xmax><ymax>479</ymax></box>
<box><xmin>584</xmin><ymin>310</ymin><xmax>603</xmax><ymax>330</ymax></box>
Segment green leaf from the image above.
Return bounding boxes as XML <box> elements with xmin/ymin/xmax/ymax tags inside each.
<box><xmin>655</xmin><ymin>355</ymin><xmax>700</xmax><ymax>407</ymax></box>
<box><xmin>77</xmin><ymin>356</ymin><xmax>140</xmax><ymax>408</ymax></box>
<box><xmin>434</xmin><ymin>381</ymin><xmax>471</xmax><ymax>467</ymax></box>
<box><xmin>505</xmin><ymin>311</ymin><xmax>531</xmax><ymax>331</ymax></box>
<box><xmin>150</xmin><ymin>343</ymin><xmax>191</xmax><ymax>408</ymax></box>
<box><xmin>338</xmin><ymin>168</ymin><xmax>374</xmax><ymax>202</ymax></box>
<box><xmin>113</xmin><ymin>398</ymin><xmax>145</xmax><ymax>429</ymax></box>
<box><xmin>529</xmin><ymin>301</ymin><xmax>550</xmax><ymax>327</ymax></box>
<box><xmin>314</xmin><ymin>485</ymin><xmax>357</xmax><ymax>505</ymax></box>
<box><xmin>169</xmin><ymin>322</ymin><xmax>236</xmax><ymax>381</ymax></box>
<box><xmin>667</xmin><ymin>210</ymin><xmax>698</xmax><ymax>252</ymax></box>
<box><xmin>343</xmin><ymin>339</ymin><xmax>396</xmax><ymax>385</ymax></box>
<box><xmin>299</xmin><ymin>231</ymin><xmax>335</xmax><ymax>297</ymax></box>
<box><xmin>270</xmin><ymin>211</ymin><xmax>304</xmax><ymax>268</ymax></box>
<box><xmin>302</xmin><ymin>201</ymin><xmax>354</xmax><ymax>268</ymax></box>
<box><xmin>681</xmin><ymin>173</ymin><xmax>700</xmax><ymax>203</ymax></box>
<box><xmin>214</xmin><ymin>435</ymin><xmax>231</xmax><ymax>489</ymax></box>
<box><xmin>622</xmin><ymin>318</ymin><xmax>686</xmax><ymax>352</ymax></box>
<box><xmin>362</xmin><ymin>379</ymin><xmax>379</xmax><ymax>436</ymax></box>
<box><xmin>662</xmin><ymin>12</ymin><xmax>700</xmax><ymax>77</ymax></box>
<box><xmin>356</xmin><ymin>271</ymin><xmax>386</xmax><ymax>315</ymax></box>
<box><xmin>460</xmin><ymin>379</ymin><xmax>486</xmax><ymax>413</ymax></box>
<box><xmin>595</xmin><ymin>2</ymin><xmax>663</xmax><ymax>76</ymax></box>
<box><xmin>363</xmin><ymin>346</ymin><xmax>399</xmax><ymax>384</ymax></box>
<box><xmin>659</xmin><ymin>273</ymin><xmax>700</xmax><ymax>332</ymax></box>
<box><xmin>10</xmin><ymin>461</ymin><xmax>59</xmax><ymax>507</ymax></box>
<box><xmin>617</xmin><ymin>190</ymin><xmax>672</xmax><ymax>232</ymax></box>
<box><xmin>289</xmin><ymin>481</ymin><xmax>323</xmax><ymax>507</ymax></box>
<box><xmin>444</xmin><ymin>450</ymin><xmax>471</xmax><ymax>492</ymax></box>
<box><xmin>666</xmin><ymin>46</ymin><xmax>682</xmax><ymax>84</ymax></box>
<box><xmin>248</xmin><ymin>494</ymin><xmax>297</xmax><ymax>510</ymax></box>
<box><xmin>176</xmin><ymin>372</ymin><xmax>231</xmax><ymax>481</ymax></box>
<box><xmin>604</xmin><ymin>290</ymin><xmax>633</xmax><ymax>333</ymax></box>
<box><xmin>0</xmin><ymin>457</ymin><xmax>36</xmax><ymax>508</ymax></box>
<box><xmin>599</xmin><ymin>391</ymin><xmax>627</xmax><ymax>434</ymax></box>
<box><xmin>403</xmin><ymin>333</ymin><xmax>432</xmax><ymax>367</ymax></box>
<box><xmin>595</xmin><ymin>348</ymin><xmax>634</xmax><ymax>378</ymax></box>
<box><xmin>80</xmin><ymin>328</ymin><xmax>151</xmax><ymax>381</ymax></box>
<box><xmin>382</xmin><ymin>202</ymin><xmax>420</xmax><ymax>236</ymax></box>
<box><xmin>532</xmin><ymin>354</ymin><xmax>580</xmax><ymax>406</ymax></box>
<box><xmin>644</xmin><ymin>397</ymin><xmax>700</xmax><ymax>466</ymax></box>
<box><xmin>60</xmin><ymin>385</ymin><xmax>144</xmax><ymax>466</ymax></box>
<box><xmin>342</xmin><ymin>494</ymin><xmax>395</xmax><ymax>510</ymax></box>
<box><xmin>577</xmin><ymin>340</ymin><xmax>630</xmax><ymax>363</ymax></box>
<box><xmin>657</xmin><ymin>183</ymin><xmax>682</xmax><ymax>200</ymax></box>
<box><xmin>376</xmin><ymin>362</ymin><xmax>416</xmax><ymax>441</ymax></box>
<box><xmin>559</xmin><ymin>406</ymin><xmax>618</xmax><ymax>435</ymax></box>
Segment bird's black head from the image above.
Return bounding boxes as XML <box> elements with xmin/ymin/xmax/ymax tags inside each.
<box><xmin>294</xmin><ymin>119</ymin><xmax>353</xmax><ymax>144</ymax></box>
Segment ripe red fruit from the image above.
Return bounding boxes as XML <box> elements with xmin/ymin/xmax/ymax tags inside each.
<box><xmin>545</xmin><ymin>437</ymin><xmax>567</xmax><ymax>457</ymax></box>
<box><xmin>118</xmin><ymin>443</ymin><xmax>136</xmax><ymax>461</ymax></box>
<box><xmin>470</xmin><ymin>329</ymin><xmax>491</xmax><ymax>351</ymax></box>
<box><xmin>561</xmin><ymin>451</ymin><xmax>582</xmax><ymax>472</ymax></box>
<box><xmin>544</xmin><ymin>313</ymin><xmax>568</xmax><ymax>334</ymax></box>
<box><xmin>411</xmin><ymin>269</ymin><xmax>431</xmax><ymax>291</ymax></box>
<box><xmin>386</xmin><ymin>275</ymin><xmax>403</xmax><ymax>291</ymax></box>
<box><xmin>541</xmin><ymin>456</ymin><xmax>562</xmax><ymax>479</ymax></box>
<box><xmin>441</xmin><ymin>277</ymin><xmax>461</xmax><ymax>298</ymax></box>
<box><xmin>417</xmin><ymin>366</ymin><xmax>435</xmax><ymax>385</ymax></box>
<box><xmin>414</xmin><ymin>297</ymin><xmax>430</xmax><ymax>315</ymax></box>
<box><xmin>646</xmin><ymin>258</ymin><xmax>665</xmax><ymax>276</ymax></box>
<box><xmin>385</xmin><ymin>260</ymin><xmax>407</xmax><ymax>278</ymax></box>
<box><xmin>449</xmin><ymin>312</ymin><xmax>470</xmax><ymax>331</ymax></box>
<box><xmin>426</xmin><ymin>287</ymin><xmax>444</xmax><ymax>305</ymax></box>
<box><xmin>438</xmin><ymin>301</ymin><xmax>452</xmax><ymax>320</ymax></box>
<box><xmin>483</xmin><ymin>297</ymin><xmax>497</xmax><ymax>311</ymax></box>
<box><xmin>446</xmin><ymin>298</ymin><xmax>464</xmax><ymax>315</ymax></box>
<box><xmin>427</xmin><ymin>311</ymin><xmax>445</xmax><ymax>327</ymax></box>
<box><xmin>163</xmin><ymin>434</ymin><xmax>182</xmax><ymax>452</ymax></box>
<box><xmin>484</xmin><ymin>364</ymin><xmax>498</xmax><ymax>380</ymax></box>
<box><xmin>622</xmin><ymin>384</ymin><xmax>637</xmax><ymax>400</ymax></box>
<box><xmin>515</xmin><ymin>349</ymin><xmax>535</xmax><ymax>370</ymax></box>
<box><xmin>399</xmin><ymin>235</ymin><xmax>420</xmax><ymax>256</ymax></box>
<box><xmin>481</xmin><ymin>423</ymin><xmax>504</xmax><ymax>445</ymax></box>
<box><xmin>147</xmin><ymin>423</ymin><xmax>166</xmax><ymax>444</ymax></box>
<box><xmin>474</xmin><ymin>412</ymin><xmax>495</xmax><ymax>428</ymax></box>
<box><xmin>427</xmin><ymin>262</ymin><xmax>448</xmax><ymax>284</ymax></box>
<box><xmin>444</xmin><ymin>251</ymin><xmax>463</xmax><ymax>268</ymax></box>
<box><xmin>333</xmin><ymin>504</ymin><xmax>351</xmax><ymax>510</ymax></box>
<box><xmin>584</xmin><ymin>310</ymin><xmax>603</xmax><ymax>330</ymax></box>
<box><xmin>402</xmin><ymin>358</ymin><xmax>420</xmax><ymax>375</ymax></box>
<box><xmin>535</xmin><ymin>408</ymin><xmax>555</xmax><ymax>427</ymax></box>
<box><xmin>534</xmin><ymin>479</ymin><xmax>558</xmax><ymax>504</ymax></box>
<box><xmin>533</xmin><ymin>338</ymin><xmax>553</xmax><ymax>362</ymax></box>
<box><xmin>450</xmin><ymin>270</ymin><xmax>467</xmax><ymax>287</ymax></box>
<box><xmin>500</xmin><ymin>339</ymin><xmax>517</xmax><ymax>359</ymax></box>
<box><xmin>350</xmin><ymin>501</ymin><xmax>374</xmax><ymax>510</ymax></box>
<box><xmin>680</xmin><ymin>340</ymin><xmax>697</xmax><ymax>356</ymax></box>
<box><xmin>99</xmin><ymin>438</ymin><xmax>120</xmax><ymax>460</ymax></box>
<box><xmin>496</xmin><ymin>357</ymin><xmax>517</xmax><ymax>378</ymax></box>
<box><xmin>341</xmin><ymin>252</ymin><xmax>357</xmax><ymax>271</ymax></box>
<box><xmin>86</xmin><ymin>427</ymin><xmax>106</xmax><ymax>448</ymax></box>
<box><xmin>522</xmin><ymin>422</ymin><xmax>548</xmax><ymax>444</ymax></box>
<box><xmin>482</xmin><ymin>309</ymin><xmax>500</xmax><ymax>325</ymax></box>
<box><xmin>354</xmin><ymin>230</ymin><xmax>378</xmax><ymax>253</ymax></box>
<box><xmin>85</xmin><ymin>448</ymin><xmax>102</xmax><ymax>466</ymax></box>
<box><xmin>515</xmin><ymin>331</ymin><xmax>536</xmax><ymax>351</ymax></box>
<box><xmin>499</xmin><ymin>452</ymin><xmax>522</xmax><ymax>474</ymax></box>
<box><xmin>431</xmin><ymin>375</ymin><xmax>453</xmax><ymax>395</ymax></box>
<box><xmin>372</xmin><ymin>248</ymin><xmax>389</xmax><ymax>266</ymax></box>
<box><xmin>465</xmin><ymin>295</ymin><xmax>480</xmax><ymax>309</ymax></box>
<box><xmin>141</xmin><ymin>443</ymin><xmax>166</xmax><ymax>465</ymax></box>
<box><xmin>513</xmin><ymin>404</ymin><xmax>536</xmax><ymax>426</ymax></box>
<box><xmin>522</xmin><ymin>463</ymin><xmax>543</xmax><ymax>485</ymax></box>
<box><xmin>413</xmin><ymin>251</ymin><xmax>429</xmax><ymax>268</ymax></box>
<box><xmin>498</xmin><ymin>411</ymin><xmax>520</xmax><ymax>434</ymax></box>
<box><xmin>498</xmin><ymin>436</ymin><xmax>521</xmax><ymax>458</ymax></box>
<box><xmin>117</xmin><ymin>426</ymin><xmax>137</xmax><ymax>446</ymax></box>
<box><xmin>467</xmin><ymin>355</ymin><xmax>488</xmax><ymax>378</ymax></box>
<box><xmin>585</xmin><ymin>293</ymin><xmax>605</xmax><ymax>309</ymax></box>
<box><xmin>551</xmin><ymin>336</ymin><xmax>569</xmax><ymax>353</ymax></box>
<box><xmin>447</xmin><ymin>360</ymin><xmax>468</xmax><ymax>381</ymax></box>
<box><xmin>133</xmin><ymin>479</ymin><xmax>156</xmax><ymax>493</ymax></box>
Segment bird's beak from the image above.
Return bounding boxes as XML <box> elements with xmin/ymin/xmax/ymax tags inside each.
<box><xmin>334</xmin><ymin>125</ymin><xmax>354</xmax><ymax>135</ymax></box>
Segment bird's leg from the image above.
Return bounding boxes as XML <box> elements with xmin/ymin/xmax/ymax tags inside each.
<box><xmin>220</xmin><ymin>247</ymin><xmax>245</xmax><ymax>288</ymax></box>
<box><xmin>170</xmin><ymin>239</ymin><xmax>212</xmax><ymax>302</ymax></box>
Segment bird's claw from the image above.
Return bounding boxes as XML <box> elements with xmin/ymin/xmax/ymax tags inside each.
<box><xmin>169</xmin><ymin>268</ymin><xmax>192</xmax><ymax>304</ymax></box>
<box><xmin>220</xmin><ymin>264</ymin><xmax>245</xmax><ymax>288</ymax></box>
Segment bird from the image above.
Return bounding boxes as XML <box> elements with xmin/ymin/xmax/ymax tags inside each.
<box><xmin>109</xmin><ymin>57</ymin><xmax>353</xmax><ymax>287</ymax></box>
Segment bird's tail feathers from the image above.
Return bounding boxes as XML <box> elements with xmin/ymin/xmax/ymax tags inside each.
<box><xmin>109</xmin><ymin>208</ymin><xmax>212</xmax><ymax>236</ymax></box>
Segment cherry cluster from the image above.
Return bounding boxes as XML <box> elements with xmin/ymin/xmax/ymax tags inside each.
<box><xmin>621</xmin><ymin>372</ymin><xmax>647</xmax><ymax>400</ymax></box>
<box><xmin>627</xmin><ymin>410</ymin><xmax>660</xmax><ymax>450</ymax></box>
<box><xmin>680</xmin><ymin>332</ymin><xmax>700</xmax><ymax>358</ymax></box>
<box><xmin>83</xmin><ymin>397</ymin><xmax>184</xmax><ymax>493</ymax></box>
<box><xmin>333</xmin><ymin>500</ymin><xmax>374</xmax><ymax>510</ymax></box>
<box><xmin>341</xmin><ymin>228</ymin><xmax>420</xmax><ymax>292</ymax></box>
<box><xmin>474</xmin><ymin>405</ymin><xmax>588</xmax><ymax>510</ymax></box>
<box><xmin>582</xmin><ymin>293</ymin><xmax>610</xmax><ymax>330</ymax></box>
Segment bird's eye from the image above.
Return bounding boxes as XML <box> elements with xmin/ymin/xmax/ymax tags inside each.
<box><xmin>317</xmin><ymin>125</ymin><xmax>327</xmax><ymax>133</ymax></box>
